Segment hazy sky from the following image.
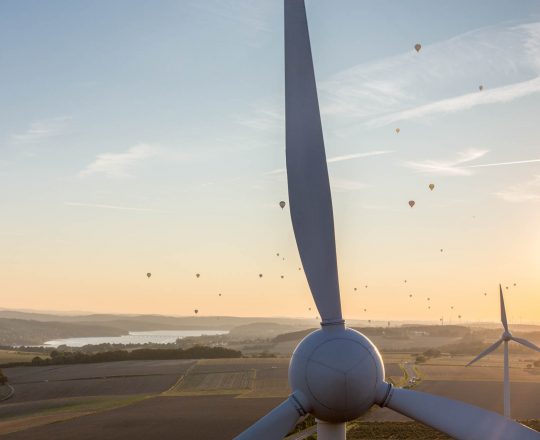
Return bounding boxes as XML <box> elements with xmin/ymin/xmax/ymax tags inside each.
<box><xmin>1</xmin><ymin>1</ymin><xmax>540</xmax><ymax>323</ymax></box>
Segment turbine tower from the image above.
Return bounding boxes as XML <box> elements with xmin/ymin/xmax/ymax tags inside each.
<box><xmin>234</xmin><ymin>2</ymin><xmax>540</xmax><ymax>439</ymax></box>
<box><xmin>467</xmin><ymin>284</ymin><xmax>540</xmax><ymax>418</ymax></box>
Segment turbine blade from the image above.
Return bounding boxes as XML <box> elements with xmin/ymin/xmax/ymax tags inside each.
<box><xmin>384</xmin><ymin>387</ymin><xmax>540</xmax><ymax>440</ymax></box>
<box><xmin>500</xmin><ymin>284</ymin><xmax>508</xmax><ymax>332</ymax></box>
<box><xmin>233</xmin><ymin>394</ymin><xmax>305</xmax><ymax>440</ymax></box>
<box><xmin>285</xmin><ymin>0</ymin><xmax>342</xmax><ymax>324</ymax></box>
<box><xmin>466</xmin><ymin>339</ymin><xmax>503</xmax><ymax>366</ymax></box>
<box><xmin>512</xmin><ymin>337</ymin><xmax>540</xmax><ymax>353</ymax></box>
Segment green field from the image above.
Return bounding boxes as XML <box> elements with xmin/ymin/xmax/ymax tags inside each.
<box><xmin>0</xmin><ymin>350</ymin><xmax>46</xmax><ymax>364</ymax></box>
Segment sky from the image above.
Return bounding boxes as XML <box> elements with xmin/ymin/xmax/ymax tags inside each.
<box><xmin>1</xmin><ymin>0</ymin><xmax>540</xmax><ymax>323</ymax></box>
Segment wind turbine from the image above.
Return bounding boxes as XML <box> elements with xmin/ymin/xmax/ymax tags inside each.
<box><xmin>234</xmin><ymin>2</ymin><xmax>540</xmax><ymax>439</ymax></box>
<box><xmin>467</xmin><ymin>284</ymin><xmax>540</xmax><ymax>418</ymax></box>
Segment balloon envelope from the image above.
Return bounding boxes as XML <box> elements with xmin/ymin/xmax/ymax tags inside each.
<box><xmin>196</xmin><ymin>273</ymin><xmax>200</xmax><ymax>278</ymax></box>
<box><xmin>414</xmin><ymin>43</ymin><xmax>422</xmax><ymax>52</ymax></box>
<box><xmin>279</xmin><ymin>201</ymin><xmax>286</xmax><ymax>209</ymax></box>
<box><xmin>395</xmin><ymin>128</ymin><xmax>400</xmax><ymax>134</ymax></box>
<box><xmin>479</xmin><ymin>85</ymin><xmax>484</xmax><ymax>91</ymax></box>
<box><xmin>408</xmin><ymin>200</ymin><xmax>415</xmax><ymax>208</ymax></box>
<box><xmin>429</xmin><ymin>184</ymin><xmax>435</xmax><ymax>191</ymax></box>
<box><xmin>146</xmin><ymin>273</ymin><xmax>151</xmax><ymax>278</ymax></box>
<box><xmin>194</xmin><ymin>309</ymin><xmax>198</xmax><ymax>314</ymax></box>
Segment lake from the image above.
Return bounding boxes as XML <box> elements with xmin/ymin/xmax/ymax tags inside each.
<box><xmin>44</xmin><ymin>330</ymin><xmax>229</xmax><ymax>348</ymax></box>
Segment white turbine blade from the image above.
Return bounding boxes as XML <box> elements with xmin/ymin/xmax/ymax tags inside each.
<box><xmin>285</xmin><ymin>0</ymin><xmax>342</xmax><ymax>324</ymax></box>
<box><xmin>233</xmin><ymin>395</ymin><xmax>305</xmax><ymax>440</ymax></box>
<box><xmin>500</xmin><ymin>284</ymin><xmax>508</xmax><ymax>332</ymax></box>
<box><xmin>466</xmin><ymin>339</ymin><xmax>503</xmax><ymax>366</ymax></box>
<box><xmin>384</xmin><ymin>387</ymin><xmax>540</xmax><ymax>439</ymax></box>
<box><xmin>512</xmin><ymin>336</ymin><xmax>540</xmax><ymax>353</ymax></box>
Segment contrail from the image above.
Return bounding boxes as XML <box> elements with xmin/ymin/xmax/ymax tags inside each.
<box><xmin>466</xmin><ymin>158</ymin><xmax>540</xmax><ymax>168</ymax></box>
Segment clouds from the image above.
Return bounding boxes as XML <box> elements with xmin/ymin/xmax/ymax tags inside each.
<box><xmin>191</xmin><ymin>0</ymin><xmax>270</xmax><ymax>31</ymax></box>
<box><xmin>495</xmin><ymin>175</ymin><xmax>540</xmax><ymax>202</ymax></box>
<box><xmin>11</xmin><ymin>117</ymin><xmax>71</xmax><ymax>145</ymax></box>
<box><xmin>330</xmin><ymin>178</ymin><xmax>369</xmax><ymax>192</ymax></box>
<box><xmin>405</xmin><ymin>149</ymin><xmax>488</xmax><ymax>176</ymax></box>
<box><xmin>79</xmin><ymin>144</ymin><xmax>161</xmax><ymax>178</ymax></box>
<box><xmin>319</xmin><ymin>21</ymin><xmax>540</xmax><ymax>126</ymax></box>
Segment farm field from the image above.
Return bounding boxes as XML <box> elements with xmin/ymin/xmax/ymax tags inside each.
<box><xmin>0</xmin><ymin>351</ymin><xmax>45</xmax><ymax>365</ymax></box>
<box><xmin>0</xmin><ymin>356</ymin><xmax>539</xmax><ymax>438</ymax></box>
<box><xmin>3</xmin><ymin>360</ymin><xmax>194</xmax><ymax>403</ymax></box>
<box><xmin>0</xmin><ymin>395</ymin><xmax>284</xmax><ymax>440</ymax></box>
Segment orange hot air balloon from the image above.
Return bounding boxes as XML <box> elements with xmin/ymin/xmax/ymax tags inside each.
<box><xmin>408</xmin><ymin>200</ymin><xmax>415</xmax><ymax>208</ymax></box>
<box><xmin>429</xmin><ymin>183</ymin><xmax>435</xmax><ymax>191</ymax></box>
<box><xmin>279</xmin><ymin>201</ymin><xmax>286</xmax><ymax>209</ymax></box>
<box><xmin>414</xmin><ymin>43</ymin><xmax>422</xmax><ymax>52</ymax></box>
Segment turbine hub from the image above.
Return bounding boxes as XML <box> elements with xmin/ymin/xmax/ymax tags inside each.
<box><xmin>289</xmin><ymin>326</ymin><xmax>384</xmax><ymax>423</ymax></box>
<box><xmin>502</xmin><ymin>331</ymin><xmax>512</xmax><ymax>341</ymax></box>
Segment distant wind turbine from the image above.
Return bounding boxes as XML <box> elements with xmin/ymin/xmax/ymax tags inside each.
<box><xmin>467</xmin><ymin>284</ymin><xmax>540</xmax><ymax>418</ymax></box>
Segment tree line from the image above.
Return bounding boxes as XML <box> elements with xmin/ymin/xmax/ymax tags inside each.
<box><xmin>2</xmin><ymin>345</ymin><xmax>241</xmax><ymax>367</ymax></box>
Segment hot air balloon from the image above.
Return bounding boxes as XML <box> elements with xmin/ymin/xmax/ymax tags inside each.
<box><xmin>404</xmin><ymin>280</ymin><xmax>407</xmax><ymax>283</ymax></box>
<box><xmin>440</xmin><ymin>249</ymin><xmax>443</xmax><ymax>252</ymax></box>
<box><xmin>281</xmin><ymin>275</ymin><xmax>284</xmax><ymax>279</ymax></box>
<box><xmin>414</xmin><ymin>43</ymin><xmax>422</xmax><ymax>52</ymax></box>
<box><xmin>146</xmin><ymin>273</ymin><xmax>151</xmax><ymax>278</ymax></box>
<box><xmin>276</xmin><ymin>253</ymin><xmax>280</xmax><ymax>257</ymax></box>
<box><xmin>194</xmin><ymin>309</ymin><xmax>199</xmax><ymax>314</ymax></box>
<box><xmin>484</xmin><ymin>292</ymin><xmax>487</xmax><ymax>296</ymax></box>
<box><xmin>513</xmin><ymin>283</ymin><xmax>517</xmax><ymax>286</ymax></box>
<box><xmin>395</xmin><ymin>128</ymin><xmax>400</xmax><ymax>134</ymax></box>
<box><xmin>409</xmin><ymin>294</ymin><xmax>413</xmax><ymax>298</ymax></box>
<box><xmin>308</xmin><ymin>307</ymin><xmax>311</xmax><ymax>311</ymax></box>
<box><xmin>451</xmin><ymin>306</ymin><xmax>454</xmax><ymax>310</ymax></box>
<box><xmin>479</xmin><ymin>85</ymin><xmax>484</xmax><ymax>91</ymax></box>
<box><xmin>428</xmin><ymin>306</ymin><xmax>431</xmax><ymax>310</ymax></box>
<box><xmin>219</xmin><ymin>293</ymin><xmax>222</xmax><ymax>297</ymax></box>
<box><xmin>365</xmin><ymin>285</ymin><xmax>368</xmax><ymax>289</ymax></box>
<box><xmin>408</xmin><ymin>200</ymin><xmax>415</xmax><ymax>208</ymax></box>
<box><xmin>196</xmin><ymin>273</ymin><xmax>200</xmax><ymax>278</ymax></box>
<box><xmin>354</xmin><ymin>287</ymin><xmax>357</xmax><ymax>291</ymax></box>
<box><xmin>427</xmin><ymin>297</ymin><xmax>430</xmax><ymax>301</ymax></box>
<box><xmin>279</xmin><ymin>201</ymin><xmax>286</xmax><ymax>209</ymax></box>
<box><xmin>298</xmin><ymin>267</ymin><xmax>302</xmax><ymax>271</ymax></box>
<box><xmin>429</xmin><ymin>184</ymin><xmax>435</xmax><ymax>191</ymax></box>
<box><xmin>364</xmin><ymin>309</ymin><xmax>367</xmax><ymax>312</ymax></box>
<box><xmin>259</xmin><ymin>274</ymin><xmax>263</xmax><ymax>278</ymax></box>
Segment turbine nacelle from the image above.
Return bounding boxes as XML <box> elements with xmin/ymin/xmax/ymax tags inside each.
<box><xmin>502</xmin><ymin>330</ymin><xmax>512</xmax><ymax>341</ymax></box>
<box><xmin>289</xmin><ymin>326</ymin><xmax>385</xmax><ymax>423</ymax></box>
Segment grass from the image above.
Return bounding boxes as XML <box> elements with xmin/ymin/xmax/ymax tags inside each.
<box><xmin>0</xmin><ymin>350</ymin><xmax>46</xmax><ymax>364</ymax></box>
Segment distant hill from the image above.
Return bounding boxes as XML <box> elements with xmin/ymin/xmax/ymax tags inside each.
<box><xmin>0</xmin><ymin>310</ymin><xmax>312</xmax><ymax>331</ymax></box>
<box><xmin>227</xmin><ymin>322</ymin><xmax>312</xmax><ymax>340</ymax></box>
<box><xmin>0</xmin><ymin>318</ymin><xmax>125</xmax><ymax>346</ymax></box>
